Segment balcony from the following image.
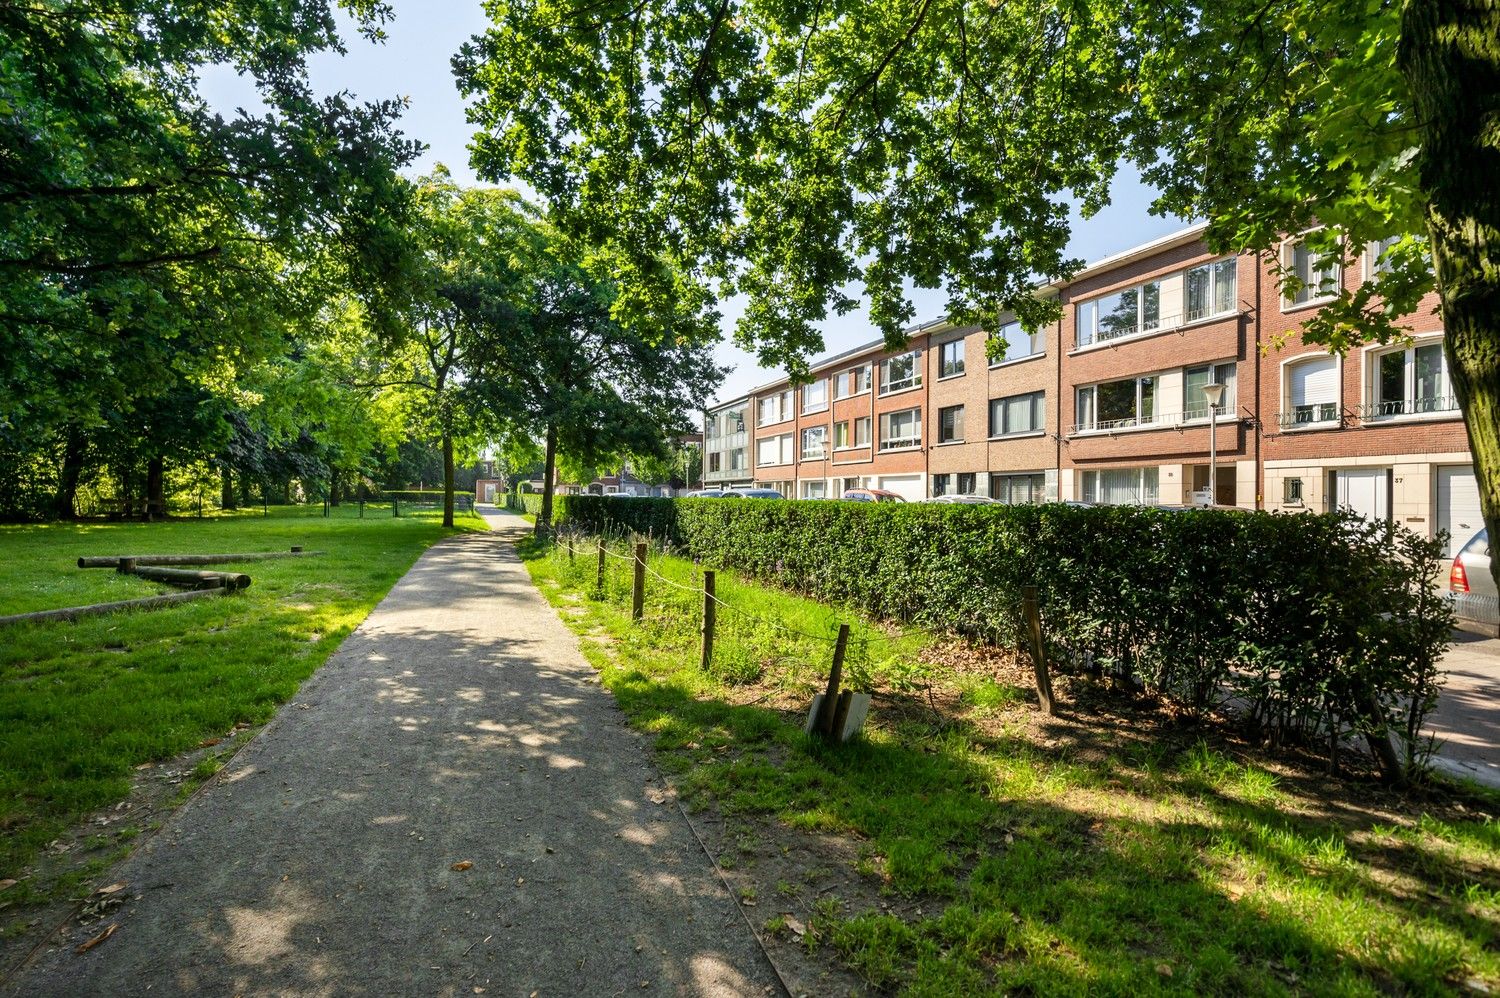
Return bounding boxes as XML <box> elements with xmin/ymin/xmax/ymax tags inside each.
<box><xmin>1353</xmin><ymin>395</ymin><xmax>1461</xmax><ymax>421</ymax></box>
<box><xmin>1275</xmin><ymin>404</ymin><xmax>1339</xmax><ymax>430</ymax></box>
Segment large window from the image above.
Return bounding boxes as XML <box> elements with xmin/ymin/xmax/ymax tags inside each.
<box><xmin>1185</xmin><ymin>259</ymin><xmax>1237</xmax><ymax>322</ymax></box>
<box><xmin>756</xmin><ymin>433</ymin><xmax>793</xmax><ymax>466</ymax></box>
<box><xmin>1076</xmin><ymin>377</ymin><xmax>1156</xmax><ymax>432</ymax></box>
<box><xmin>1367</xmin><ymin>236</ymin><xmax>1401</xmax><ymax>277</ymax></box>
<box><xmin>1373</xmin><ymin>341</ymin><xmax>1454</xmax><ymax>417</ymax></box>
<box><xmin>938</xmin><ymin>404</ymin><xmax>965</xmax><ymax>443</ymax></box>
<box><xmin>992</xmin><ymin>319</ymin><xmax>1046</xmax><ymax>364</ymax></box>
<box><xmin>833</xmin><ymin>417</ymin><xmax>872</xmax><ymax>449</ymax></box>
<box><xmin>800</xmin><ymin>425</ymin><xmax>827</xmax><ymax>460</ymax></box>
<box><xmin>879</xmin><ymin>407</ymin><xmax>921</xmax><ymax>450</ymax></box>
<box><xmin>1284</xmin><ymin>355</ymin><xmax>1339</xmax><ymax>427</ymax></box>
<box><xmin>993</xmin><ymin>473</ymin><xmax>1045</xmax><ymax>504</ymax></box>
<box><xmin>757</xmin><ymin>391</ymin><xmax>792</xmax><ymax>426</ymax></box>
<box><xmin>938</xmin><ymin>340</ymin><xmax>965</xmax><ymax>378</ymax></box>
<box><xmin>1081</xmin><ymin>467</ymin><xmax>1160</xmax><ymax>505</ymax></box>
<box><xmin>879</xmin><ymin>352</ymin><xmax>922</xmax><ymax>395</ymax></box>
<box><xmin>1183</xmin><ymin>362</ymin><xmax>1237</xmax><ymax>421</ymax></box>
<box><xmin>801</xmin><ymin>379</ymin><xmax>828</xmax><ymax>414</ymax></box>
<box><xmin>834</xmin><ymin>366</ymin><xmax>871</xmax><ymax>399</ymax></box>
<box><xmin>989</xmin><ymin>391</ymin><xmax>1044</xmax><ymax>437</ymax></box>
<box><xmin>931</xmin><ymin>473</ymin><xmax>951</xmax><ymax>497</ymax></box>
<box><xmin>801</xmin><ymin>480</ymin><xmax>827</xmax><ymax>499</ymax></box>
<box><xmin>1283</xmin><ymin>236</ymin><xmax>1341</xmax><ymax>307</ymax></box>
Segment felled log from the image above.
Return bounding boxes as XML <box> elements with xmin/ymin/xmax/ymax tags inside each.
<box><xmin>128</xmin><ymin>566</ymin><xmax>252</xmax><ymax>591</ymax></box>
<box><xmin>0</xmin><ymin>588</ymin><xmax>228</xmax><ymax>628</ymax></box>
<box><xmin>78</xmin><ymin>549</ymin><xmax>322</xmax><ymax>569</ymax></box>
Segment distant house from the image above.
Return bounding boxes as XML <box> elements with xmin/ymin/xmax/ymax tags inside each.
<box><xmin>473</xmin><ymin>478</ymin><xmax>505</xmax><ymax>504</ymax></box>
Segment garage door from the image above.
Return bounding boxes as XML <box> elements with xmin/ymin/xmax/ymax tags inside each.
<box><xmin>1438</xmin><ymin>465</ymin><xmax>1483</xmax><ymax>556</ymax></box>
<box><xmin>877</xmin><ymin>475</ymin><xmax>924</xmax><ymax>501</ymax></box>
<box><xmin>1332</xmin><ymin>469</ymin><xmax>1390</xmax><ymax>523</ymax></box>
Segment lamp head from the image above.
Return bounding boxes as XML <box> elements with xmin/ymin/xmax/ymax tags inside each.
<box><xmin>1202</xmin><ymin>382</ymin><xmax>1225</xmax><ymax>408</ymax></box>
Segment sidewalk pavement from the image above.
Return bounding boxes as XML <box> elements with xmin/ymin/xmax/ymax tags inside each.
<box><xmin>4</xmin><ymin>507</ymin><xmax>780</xmax><ymax>997</ymax></box>
<box><xmin>1430</xmin><ymin>632</ymin><xmax>1500</xmax><ymax>789</ymax></box>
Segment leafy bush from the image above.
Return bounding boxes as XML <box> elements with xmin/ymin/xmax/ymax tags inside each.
<box><xmin>559</xmin><ymin>495</ymin><xmax>1454</xmax><ymax>780</ymax></box>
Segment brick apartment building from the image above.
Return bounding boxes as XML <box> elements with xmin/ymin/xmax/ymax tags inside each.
<box><xmin>701</xmin><ymin>223</ymin><xmax>1481</xmax><ymax>553</ymax></box>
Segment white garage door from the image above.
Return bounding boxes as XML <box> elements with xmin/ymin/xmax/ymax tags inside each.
<box><xmin>877</xmin><ymin>475</ymin><xmax>924</xmax><ymax>501</ymax></box>
<box><xmin>1333</xmin><ymin>469</ymin><xmax>1390</xmax><ymax>523</ymax></box>
<box><xmin>1438</xmin><ymin>465</ymin><xmax>1483</xmax><ymax>556</ymax></box>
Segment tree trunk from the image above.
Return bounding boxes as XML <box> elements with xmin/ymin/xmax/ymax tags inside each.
<box><xmin>220</xmin><ymin>465</ymin><xmax>237</xmax><ymax>510</ymax></box>
<box><xmin>145</xmin><ymin>456</ymin><xmax>165</xmax><ymax>520</ymax></box>
<box><xmin>120</xmin><ymin>466</ymin><xmax>134</xmax><ymax>519</ymax></box>
<box><xmin>330</xmin><ymin>472</ymin><xmax>343</xmax><ymax>507</ymax></box>
<box><xmin>55</xmin><ymin>427</ymin><xmax>86</xmax><ymax>520</ymax></box>
<box><xmin>1401</xmin><ymin>0</ymin><xmax>1500</xmax><ymax>594</ymax></box>
<box><xmin>537</xmin><ymin>423</ymin><xmax>558</xmax><ymax>536</ymax></box>
<box><xmin>442</xmin><ymin>432</ymin><xmax>456</xmax><ymax>528</ymax></box>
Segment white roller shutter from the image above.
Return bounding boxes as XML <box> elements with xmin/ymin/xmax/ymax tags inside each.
<box><xmin>1290</xmin><ymin>355</ymin><xmax>1338</xmax><ymax>407</ymax></box>
<box><xmin>1438</xmin><ymin>466</ymin><xmax>1483</xmax><ymax>556</ymax></box>
<box><xmin>877</xmin><ymin>475</ymin><xmax>924</xmax><ymax>501</ymax></box>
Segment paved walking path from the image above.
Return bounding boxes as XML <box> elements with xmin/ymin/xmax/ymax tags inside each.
<box><xmin>6</xmin><ymin>508</ymin><xmax>779</xmax><ymax>997</ymax></box>
<box><xmin>1430</xmin><ymin>631</ymin><xmax>1500</xmax><ymax>789</ymax></box>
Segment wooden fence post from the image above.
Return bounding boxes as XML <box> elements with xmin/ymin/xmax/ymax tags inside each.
<box><xmin>1022</xmin><ymin>586</ymin><xmax>1056</xmax><ymax>715</ymax></box>
<box><xmin>632</xmin><ymin>542</ymin><xmax>647</xmax><ymax>621</ymax></box>
<box><xmin>700</xmin><ymin>570</ymin><xmax>716</xmax><ymax>671</ymax></box>
<box><xmin>596</xmin><ymin>538</ymin><xmax>607</xmax><ymax>592</ymax></box>
<box><xmin>817</xmin><ymin>624</ymin><xmax>851</xmax><ymax>736</ymax></box>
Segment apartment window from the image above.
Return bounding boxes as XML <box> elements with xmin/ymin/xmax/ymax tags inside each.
<box><xmin>709</xmin><ymin>452</ymin><xmax>721</xmax><ymax>473</ymax></box>
<box><xmin>800</xmin><ymin>425</ymin><xmax>827</xmax><ymax>460</ymax></box>
<box><xmin>1367</xmin><ymin>236</ymin><xmax>1401</xmax><ymax>277</ymax></box>
<box><xmin>1284</xmin><ymin>355</ymin><xmax>1339</xmax><ymax>427</ymax></box>
<box><xmin>938</xmin><ymin>404</ymin><xmax>965</xmax><ymax>443</ymax></box>
<box><xmin>993</xmin><ymin>473</ymin><xmax>1045</xmax><ymax>504</ymax></box>
<box><xmin>879</xmin><ymin>407</ymin><xmax>921</xmax><ymax>450</ymax></box>
<box><xmin>802</xmin><ymin>480</ymin><xmax>827</xmax><ymax>499</ymax></box>
<box><xmin>1081</xmin><ymin>467</ymin><xmax>1160</xmax><ymax>506</ymax></box>
<box><xmin>1185</xmin><ymin>258</ymin><xmax>1238</xmax><ymax>322</ymax></box>
<box><xmin>1184</xmin><ymin>362</ymin><xmax>1237</xmax><ymax>421</ymax></box>
<box><xmin>757</xmin><ymin>391</ymin><xmax>792</xmax><ymax>426</ymax></box>
<box><xmin>834</xmin><ymin>419</ymin><xmax>869</xmax><ymax>449</ymax></box>
<box><xmin>958</xmin><ymin>473</ymin><xmax>977</xmax><ymax>495</ymax></box>
<box><xmin>801</xmin><ymin>379</ymin><xmax>828</xmax><ymax>414</ymax></box>
<box><xmin>879</xmin><ymin>352</ymin><xmax>922</xmax><ymax>395</ymax></box>
<box><xmin>1076</xmin><ymin>377</ymin><xmax>1156</xmax><ymax>432</ymax></box>
<box><xmin>938</xmin><ymin>340</ymin><xmax>965</xmax><ymax>378</ymax></box>
<box><xmin>992</xmin><ymin>320</ymin><xmax>1045</xmax><ymax>364</ymax></box>
<box><xmin>756</xmin><ymin>433</ymin><xmax>793</xmax><ymax>466</ymax></box>
<box><xmin>989</xmin><ymin>391</ymin><xmax>1045</xmax><ymax>437</ymax></box>
<box><xmin>1374</xmin><ymin>341</ymin><xmax>1454</xmax><ymax>417</ymax></box>
<box><xmin>853</xmin><ymin>416</ymin><xmax>871</xmax><ymax>446</ymax></box>
<box><xmin>1284</xmin><ymin>477</ymin><xmax>1303</xmax><ymax>503</ymax></box>
<box><xmin>727</xmin><ymin>447</ymin><xmax>746</xmax><ymax>471</ymax></box>
<box><xmin>932</xmin><ymin>473</ymin><xmax>951</xmax><ymax>497</ymax></box>
<box><xmin>1283</xmin><ymin>235</ymin><xmax>1341</xmax><ymax>307</ymax></box>
<box><xmin>834</xmin><ymin>366</ymin><xmax>871</xmax><ymax>399</ymax></box>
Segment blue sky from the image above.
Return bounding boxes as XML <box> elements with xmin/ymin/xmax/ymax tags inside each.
<box><xmin>199</xmin><ymin>1</ymin><xmax>1189</xmax><ymax>402</ymax></box>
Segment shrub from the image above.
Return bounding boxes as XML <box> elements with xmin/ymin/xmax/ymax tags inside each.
<box><xmin>558</xmin><ymin>495</ymin><xmax>1454</xmax><ymax>780</ymax></box>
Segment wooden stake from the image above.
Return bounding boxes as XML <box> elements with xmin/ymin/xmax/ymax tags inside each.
<box><xmin>817</xmin><ymin>624</ymin><xmax>851</xmax><ymax>736</ymax></box>
<box><xmin>116</xmin><ymin>557</ymin><xmax>136</xmax><ymax>576</ymax></box>
<box><xmin>0</xmin><ymin>587</ymin><xmax>228</xmax><ymax>628</ymax></box>
<box><xmin>700</xmin><ymin>570</ymin><xmax>716</xmax><ymax>671</ymax></box>
<box><xmin>830</xmin><ymin>689</ymin><xmax>854</xmax><ymax>741</ymax></box>
<box><xmin>632</xmin><ymin>542</ymin><xmax>646</xmax><ymax>621</ymax></box>
<box><xmin>1022</xmin><ymin>586</ymin><xmax>1056</xmax><ymax>715</ymax></box>
<box><xmin>596</xmin><ymin>538</ymin><xmax>606</xmax><ymax>591</ymax></box>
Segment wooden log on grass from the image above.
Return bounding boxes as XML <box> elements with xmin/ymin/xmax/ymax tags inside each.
<box><xmin>0</xmin><ymin>588</ymin><xmax>228</xmax><ymax>628</ymax></box>
<box><xmin>128</xmin><ymin>566</ymin><xmax>252</xmax><ymax>591</ymax></box>
<box><xmin>78</xmin><ymin>549</ymin><xmax>322</xmax><ymax>569</ymax></box>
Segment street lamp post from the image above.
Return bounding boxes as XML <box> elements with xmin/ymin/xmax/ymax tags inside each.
<box><xmin>1202</xmin><ymin>382</ymin><xmax>1225</xmax><ymax>506</ymax></box>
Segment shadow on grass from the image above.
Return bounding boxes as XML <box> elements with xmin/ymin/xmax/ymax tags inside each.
<box><xmin>517</xmin><ymin>536</ymin><xmax>1500</xmax><ymax>995</ymax></box>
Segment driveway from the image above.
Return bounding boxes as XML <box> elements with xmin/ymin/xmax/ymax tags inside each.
<box><xmin>1429</xmin><ymin>631</ymin><xmax>1500</xmax><ymax>789</ymax></box>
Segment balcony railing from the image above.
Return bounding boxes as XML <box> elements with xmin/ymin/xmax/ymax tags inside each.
<box><xmin>1081</xmin><ymin>306</ymin><xmax>1238</xmax><ymax>347</ymax></box>
<box><xmin>1275</xmin><ymin>403</ymin><xmax>1339</xmax><ymax>429</ymax></box>
<box><xmin>1070</xmin><ymin>406</ymin><xmax>1237</xmax><ymax>435</ymax></box>
<box><xmin>1353</xmin><ymin>395</ymin><xmax>1460</xmax><ymax>420</ymax></box>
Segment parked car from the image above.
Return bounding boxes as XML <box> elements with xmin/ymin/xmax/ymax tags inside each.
<box><xmin>842</xmin><ymin>488</ymin><xmax>905</xmax><ymax>503</ymax></box>
<box><xmin>1449</xmin><ymin>528</ymin><xmax>1498</xmax><ymax>632</ymax></box>
<box><xmin>926</xmin><ymin>495</ymin><xmax>998</xmax><ymax>504</ymax></box>
<box><xmin>684</xmin><ymin>489</ymin><xmax>724</xmax><ymax>498</ymax></box>
<box><xmin>722</xmin><ymin>488</ymin><xmax>785</xmax><ymax>499</ymax></box>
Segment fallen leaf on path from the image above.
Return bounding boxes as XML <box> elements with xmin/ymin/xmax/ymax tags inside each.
<box><xmin>95</xmin><ymin>883</ymin><xmax>127</xmax><ymax>896</ymax></box>
<box><xmin>451</xmin><ymin>861</ymin><xmax>473</xmax><ymax>872</ymax></box>
<box><xmin>75</xmin><ymin>923</ymin><xmax>117</xmax><ymax>954</ymax></box>
<box><xmin>198</xmin><ymin>738</ymin><xmax>221</xmax><ymax>748</ymax></box>
<box><xmin>515</xmin><ymin>878</ymin><xmax>524</xmax><ymax>886</ymax></box>
<box><xmin>0</xmin><ymin>879</ymin><xmax>15</xmax><ymax>892</ymax></box>
<box><xmin>133</xmin><ymin>763</ymin><xmax>152</xmax><ymax>771</ymax></box>
<box><xmin>784</xmin><ymin>916</ymin><xmax>806</xmax><ymax>937</ymax></box>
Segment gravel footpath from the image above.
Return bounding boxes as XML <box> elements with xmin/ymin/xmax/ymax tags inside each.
<box><xmin>5</xmin><ymin>508</ymin><xmax>781</xmax><ymax>997</ymax></box>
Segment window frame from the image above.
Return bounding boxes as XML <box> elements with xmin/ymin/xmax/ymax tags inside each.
<box><xmin>755</xmin><ymin>432</ymin><xmax>794</xmax><ymax>467</ymax></box>
<box><xmin>1281</xmin><ymin>353</ymin><xmax>1342</xmax><ymax>429</ymax></box>
<box><xmin>1182</xmin><ymin>361</ymin><xmax>1238</xmax><ymax>423</ymax></box>
<box><xmin>1075</xmin><ymin>257</ymin><xmax>1239</xmax><ymax>348</ymax></box>
<box><xmin>1280</xmin><ymin>230</ymin><xmax>1343</xmax><ymax>311</ymax></box>
<box><xmin>1080</xmin><ymin>467</ymin><xmax>1161</xmax><ymax>506</ymax></box>
<box><xmin>878</xmin><ymin>406</ymin><xmax>922</xmax><ymax>451</ymax></box>
<box><xmin>937</xmin><ymin>404</ymin><xmax>965</xmax><ymax>444</ymax></box>
<box><xmin>1366</xmin><ymin>335</ymin><xmax>1456</xmax><ymax>420</ymax></box>
<box><xmin>988</xmin><ymin>391</ymin><xmax>1045</xmax><ymax>439</ymax></box>
<box><xmin>937</xmin><ymin>340</ymin><xmax>966</xmax><ymax>379</ymax></box>
<box><xmin>801</xmin><ymin>379</ymin><xmax>829</xmax><ymax>415</ymax></box>
<box><xmin>878</xmin><ymin>351</ymin><xmax>922</xmax><ymax>396</ymax></box>
<box><xmin>800</xmin><ymin>425</ymin><xmax>828</xmax><ymax>461</ymax></box>
<box><xmin>1074</xmin><ymin>377</ymin><xmax>1157</xmax><ymax>433</ymax></box>
<box><xmin>989</xmin><ymin>319</ymin><xmax>1047</xmax><ymax>366</ymax></box>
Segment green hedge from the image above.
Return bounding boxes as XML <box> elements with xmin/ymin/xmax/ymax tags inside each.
<box><xmin>559</xmin><ymin>496</ymin><xmax>1453</xmax><ymax>776</ymax></box>
<box><xmin>505</xmin><ymin>491</ymin><xmax>556</xmax><ymax>518</ymax></box>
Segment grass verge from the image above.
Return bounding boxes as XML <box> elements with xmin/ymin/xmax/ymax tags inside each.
<box><xmin>520</xmin><ymin>534</ymin><xmax>1500</xmax><ymax>996</ymax></box>
<box><xmin>0</xmin><ymin>507</ymin><xmax>482</xmax><ymax>917</ymax></box>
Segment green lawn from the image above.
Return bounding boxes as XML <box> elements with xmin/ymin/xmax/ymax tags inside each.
<box><xmin>0</xmin><ymin>506</ymin><xmax>482</xmax><ymax>907</ymax></box>
<box><xmin>520</xmin><ymin>534</ymin><xmax>1500</xmax><ymax>996</ymax></box>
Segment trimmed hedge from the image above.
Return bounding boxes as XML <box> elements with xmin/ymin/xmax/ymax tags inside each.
<box><xmin>560</xmin><ymin>496</ymin><xmax>1453</xmax><ymax>776</ymax></box>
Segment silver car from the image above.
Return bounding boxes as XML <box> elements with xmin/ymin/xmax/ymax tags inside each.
<box><xmin>1450</xmin><ymin>528</ymin><xmax>1498</xmax><ymax>632</ymax></box>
